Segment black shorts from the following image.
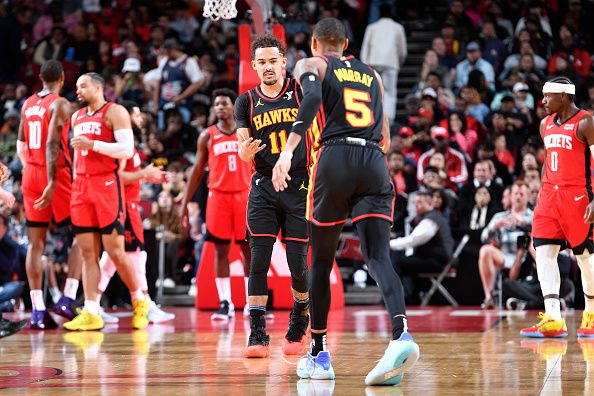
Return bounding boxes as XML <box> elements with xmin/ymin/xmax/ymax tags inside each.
<box><xmin>247</xmin><ymin>172</ymin><xmax>309</xmax><ymax>243</ymax></box>
<box><xmin>308</xmin><ymin>140</ymin><xmax>394</xmax><ymax>227</ymax></box>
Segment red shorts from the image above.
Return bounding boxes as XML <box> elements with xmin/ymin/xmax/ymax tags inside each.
<box><xmin>533</xmin><ymin>184</ymin><xmax>593</xmax><ymax>253</ymax></box>
<box><xmin>205</xmin><ymin>189</ymin><xmax>248</xmax><ymax>243</ymax></box>
<box><xmin>22</xmin><ymin>164</ymin><xmax>72</xmax><ymax>226</ymax></box>
<box><xmin>125</xmin><ymin>201</ymin><xmax>144</xmax><ymax>251</ymax></box>
<box><xmin>71</xmin><ymin>172</ymin><xmax>126</xmax><ymax>234</ymax></box>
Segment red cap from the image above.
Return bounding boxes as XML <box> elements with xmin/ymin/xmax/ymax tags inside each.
<box><xmin>398</xmin><ymin>126</ymin><xmax>414</xmax><ymax>137</ymax></box>
<box><xmin>418</xmin><ymin>108</ymin><xmax>434</xmax><ymax>120</ymax></box>
<box><xmin>431</xmin><ymin>126</ymin><xmax>449</xmax><ymax>139</ymax></box>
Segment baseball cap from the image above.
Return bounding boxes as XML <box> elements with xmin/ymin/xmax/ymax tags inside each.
<box><xmin>512</xmin><ymin>82</ymin><xmax>529</xmax><ymax>93</ymax></box>
<box><xmin>398</xmin><ymin>126</ymin><xmax>414</xmax><ymax>137</ymax></box>
<box><xmin>431</xmin><ymin>126</ymin><xmax>449</xmax><ymax>139</ymax></box>
<box><xmin>421</xmin><ymin>87</ymin><xmax>438</xmax><ymax>99</ymax></box>
<box><xmin>466</xmin><ymin>41</ymin><xmax>481</xmax><ymax>52</ymax></box>
<box><xmin>122</xmin><ymin>58</ymin><xmax>141</xmax><ymax>73</ymax></box>
<box><xmin>418</xmin><ymin>108</ymin><xmax>434</xmax><ymax>120</ymax></box>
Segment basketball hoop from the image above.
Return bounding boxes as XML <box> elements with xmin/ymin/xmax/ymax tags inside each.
<box><xmin>203</xmin><ymin>0</ymin><xmax>238</xmax><ymax>21</ymax></box>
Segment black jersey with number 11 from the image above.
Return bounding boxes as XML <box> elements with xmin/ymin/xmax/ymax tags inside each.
<box><xmin>313</xmin><ymin>55</ymin><xmax>383</xmax><ymax>145</ymax></box>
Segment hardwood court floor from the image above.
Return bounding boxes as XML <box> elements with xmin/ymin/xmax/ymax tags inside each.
<box><xmin>0</xmin><ymin>306</ymin><xmax>592</xmax><ymax>395</ymax></box>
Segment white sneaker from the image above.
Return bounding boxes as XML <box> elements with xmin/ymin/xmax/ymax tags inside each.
<box><xmin>99</xmin><ymin>307</ymin><xmax>119</xmax><ymax>324</ymax></box>
<box><xmin>297</xmin><ymin>351</ymin><xmax>335</xmax><ymax>380</ymax></box>
<box><xmin>188</xmin><ymin>278</ymin><xmax>197</xmax><ymax>296</ymax></box>
<box><xmin>163</xmin><ymin>278</ymin><xmax>176</xmax><ymax>288</ymax></box>
<box><xmin>353</xmin><ymin>269</ymin><xmax>367</xmax><ymax>288</ymax></box>
<box><xmin>297</xmin><ymin>378</ymin><xmax>335</xmax><ymax>395</ymax></box>
<box><xmin>148</xmin><ymin>301</ymin><xmax>175</xmax><ymax>323</ymax></box>
<box><xmin>243</xmin><ymin>304</ymin><xmax>250</xmax><ymax>317</ymax></box>
<box><xmin>365</xmin><ymin>332</ymin><xmax>420</xmax><ymax>386</ymax></box>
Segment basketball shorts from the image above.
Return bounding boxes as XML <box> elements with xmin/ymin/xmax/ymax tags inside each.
<box><xmin>533</xmin><ymin>184</ymin><xmax>593</xmax><ymax>254</ymax></box>
<box><xmin>247</xmin><ymin>171</ymin><xmax>309</xmax><ymax>243</ymax></box>
<box><xmin>124</xmin><ymin>201</ymin><xmax>144</xmax><ymax>251</ymax></box>
<box><xmin>307</xmin><ymin>140</ymin><xmax>394</xmax><ymax>227</ymax></box>
<box><xmin>71</xmin><ymin>172</ymin><xmax>126</xmax><ymax>235</ymax></box>
<box><xmin>22</xmin><ymin>164</ymin><xmax>72</xmax><ymax>227</ymax></box>
<box><xmin>205</xmin><ymin>189</ymin><xmax>248</xmax><ymax>243</ymax></box>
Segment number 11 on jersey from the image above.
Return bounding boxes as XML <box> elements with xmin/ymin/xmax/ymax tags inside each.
<box><xmin>269</xmin><ymin>130</ymin><xmax>287</xmax><ymax>154</ymax></box>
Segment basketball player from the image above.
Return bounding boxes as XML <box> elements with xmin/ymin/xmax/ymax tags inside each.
<box><xmin>521</xmin><ymin>77</ymin><xmax>594</xmax><ymax>338</ymax></box>
<box><xmin>97</xmin><ymin>146</ymin><xmax>175</xmax><ymax>324</ymax></box>
<box><xmin>65</xmin><ymin>72</ymin><xmax>148</xmax><ymax>331</ymax></box>
<box><xmin>272</xmin><ymin>18</ymin><xmax>419</xmax><ymax>384</ymax></box>
<box><xmin>17</xmin><ymin>60</ymin><xmax>83</xmax><ymax>329</ymax></box>
<box><xmin>181</xmin><ymin>88</ymin><xmax>252</xmax><ymax>321</ymax></box>
<box><xmin>235</xmin><ymin>35</ymin><xmax>310</xmax><ymax>358</ymax></box>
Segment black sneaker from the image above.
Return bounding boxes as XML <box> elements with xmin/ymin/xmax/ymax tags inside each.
<box><xmin>244</xmin><ymin>316</ymin><xmax>270</xmax><ymax>358</ymax></box>
<box><xmin>0</xmin><ymin>317</ymin><xmax>27</xmax><ymax>338</ymax></box>
<box><xmin>283</xmin><ymin>312</ymin><xmax>309</xmax><ymax>355</ymax></box>
<box><xmin>211</xmin><ymin>300</ymin><xmax>235</xmax><ymax>321</ymax></box>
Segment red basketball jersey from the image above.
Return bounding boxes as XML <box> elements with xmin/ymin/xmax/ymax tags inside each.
<box><xmin>124</xmin><ymin>149</ymin><xmax>142</xmax><ymax>203</ymax></box>
<box><xmin>71</xmin><ymin>102</ymin><xmax>118</xmax><ymax>175</ymax></box>
<box><xmin>21</xmin><ymin>92</ymin><xmax>71</xmax><ymax>167</ymax></box>
<box><xmin>207</xmin><ymin>125</ymin><xmax>251</xmax><ymax>192</ymax></box>
<box><xmin>542</xmin><ymin>109</ymin><xmax>593</xmax><ymax>188</ymax></box>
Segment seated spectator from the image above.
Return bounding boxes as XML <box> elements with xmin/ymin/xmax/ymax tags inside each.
<box><xmin>503</xmin><ymin>41</ymin><xmax>547</xmax><ymax>75</ymax></box>
<box><xmin>432</xmin><ymin>34</ymin><xmax>458</xmax><ymax>71</ymax></box>
<box><xmin>419</xmin><ymin>72</ymin><xmax>455</xmax><ymax>110</ymax></box>
<box><xmin>475</xmin><ymin>140</ymin><xmax>513</xmax><ymax>186</ymax></box>
<box><xmin>428</xmin><ymin>152</ymin><xmax>449</xmax><ymax>185</ymax></box>
<box><xmin>460</xmin><ymin>86</ymin><xmax>490</xmax><ymax>124</ymax></box>
<box><xmin>485</xmin><ymin>0</ymin><xmax>514</xmax><ymax>39</ymax></box>
<box><xmin>146</xmin><ymin>190</ymin><xmax>187</xmax><ymax>287</ymax></box>
<box><xmin>478</xmin><ymin>182</ymin><xmax>533</xmax><ymax>309</ymax></box>
<box><xmin>548</xmin><ymin>25</ymin><xmax>592</xmax><ymax>82</ymax></box>
<box><xmin>494</xmin><ymin>134</ymin><xmax>515</xmax><ymax>175</ymax></box>
<box><xmin>515</xmin><ymin>151</ymin><xmax>540</xmax><ymax>178</ymax></box>
<box><xmin>390</xmin><ymin>191</ymin><xmax>454</xmax><ymax>301</ymax></box>
<box><xmin>418</xmin><ymin>50</ymin><xmax>450</xmax><ymax>91</ymax></box>
<box><xmin>432</xmin><ymin>188</ymin><xmax>454</xmax><ymax>223</ymax></box>
<box><xmin>397</xmin><ymin>126</ymin><xmax>423</xmax><ymax>167</ymax></box>
<box><xmin>388</xmin><ymin>150</ymin><xmax>417</xmax><ymax>196</ymax></box>
<box><xmin>514</xmin><ymin>2</ymin><xmax>553</xmax><ymax>38</ymax></box>
<box><xmin>32</xmin><ymin>26</ymin><xmax>69</xmax><ymax>66</ymax></box>
<box><xmin>458</xmin><ymin>159</ymin><xmax>504</xmax><ymax>217</ymax></box>
<box><xmin>114</xmin><ymin>58</ymin><xmax>147</xmax><ymax>106</ymax></box>
<box><xmin>417</xmin><ymin>126</ymin><xmax>468</xmax><ymax>189</ymax></box>
<box><xmin>455</xmin><ymin>41</ymin><xmax>495</xmax><ymax>91</ymax></box>
<box><xmin>0</xmin><ymin>212</ymin><xmax>25</xmax><ymax>312</ymax></box>
<box><xmin>408</xmin><ymin>166</ymin><xmax>458</xmax><ymax>220</ymax></box>
<box><xmin>479</xmin><ymin>19</ymin><xmax>506</xmax><ymax>70</ymax></box>
<box><xmin>447</xmin><ymin>111</ymin><xmax>478</xmax><ymax>161</ymax></box>
<box><xmin>420</xmin><ymin>87</ymin><xmax>445</xmax><ymax>123</ymax></box>
<box><xmin>457</xmin><ymin>185</ymin><xmax>498</xmax><ymax>239</ymax></box>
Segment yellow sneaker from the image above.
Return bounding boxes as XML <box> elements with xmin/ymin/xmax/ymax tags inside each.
<box><xmin>520</xmin><ymin>312</ymin><xmax>567</xmax><ymax>338</ymax></box>
<box><xmin>132</xmin><ymin>330</ymin><xmax>150</xmax><ymax>355</ymax></box>
<box><xmin>64</xmin><ymin>309</ymin><xmax>104</xmax><ymax>331</ymax></box>
<box><xmin>521</xmin><ymin>339</ymin><xmax>568</xmax><ymax>360</ymax></box>
<box><xmin>132</xmin><ymin>299</ymin><xmax>149</xmax><ymax>329</ymax></box>
<box><xmin>578</xmin><ymin>311</ymin><xmax>594</xmax><ymax>338</ymax></box>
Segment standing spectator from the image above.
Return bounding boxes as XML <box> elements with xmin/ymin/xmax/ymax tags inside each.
<box><xmin>360</xmin><ymin>4</ymin><xmax>406</xmax><ymax>125</ymax></box>
<box><xmin>455</xmin><ymin>41</ymin><xmax>495</xmax><ymax>91</ymax></box>
<box><xmin>155</xmin><ymin>38</ymin><xmax>204</xmax><ymax>128</ymax></box>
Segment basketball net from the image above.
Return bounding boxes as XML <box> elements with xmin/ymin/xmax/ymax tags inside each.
<box><xmin>203</xmin><ymin>0</ymin><xmax>238</xmax><ymax>20</ymax></box>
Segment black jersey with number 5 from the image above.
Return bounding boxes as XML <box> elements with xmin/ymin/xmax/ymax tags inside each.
<box><xmin>314</xmin><ymin>55</ymin><xmax>384</xmax><ymax>144</ymax></box>
<box><xmin>235</xmin><ymin>78</ymin><xmax>307</xmax><ymax>177</ymax></box>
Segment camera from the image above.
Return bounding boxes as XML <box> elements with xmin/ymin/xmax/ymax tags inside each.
<box><xmin>517</xmin><ymin>234</ymin><xmax>531</xmax><ymax>249</ymax></box>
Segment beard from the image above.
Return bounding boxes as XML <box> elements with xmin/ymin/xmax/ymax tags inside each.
<box><xmin>262</xmin><ymin>77</ymin><xmax>278</xmax><ymax>86</ymax></box>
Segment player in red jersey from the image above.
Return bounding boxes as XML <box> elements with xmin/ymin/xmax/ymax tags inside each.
<box><xmin>182</xmin><ymin>88</ymin><xmax>252</xmax><ymax>321</ymax></box>
<box><xmin>16</xmin><ymin>60</ymin><xmax>83</xmax><ymax>329</ymax></box>
<box><xmin>96</xmin><ymin>102</ymin><xmax>175</xmax><ymax>324</ymax></box>
<box><xmin>521</xmin><ymin>77</ymin><xmax>594</xmax><ymax>338</ymax></box>
<box><xmin>65</xmin><ymin>72</ymin><xmax>148</xmax><ymax>331</ymax></box>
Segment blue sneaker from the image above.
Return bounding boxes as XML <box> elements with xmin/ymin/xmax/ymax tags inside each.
<box><xmin>365</xmin><ymin>332</ymin><xmax>420</xmax><ymax>386</ymax></box>
<box><xmin>30</xmin><ymin>310</ymin><xmax>58</xmax><ymax>330</ymax></box>
<box><xmin>53</xmin><ymin>296</ymin><xmax>78</xmax><ymax>320</ymax></box>
<box><xmin>297</xmin><ymin>351</ymin><xmax>335</xmax><ymax>380</ymax></box>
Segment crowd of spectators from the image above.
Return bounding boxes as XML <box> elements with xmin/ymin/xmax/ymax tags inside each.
<box><xmin>1</xmin><ymin>0</ymin><xmax>594</xmax><ymax>308</ymax></box>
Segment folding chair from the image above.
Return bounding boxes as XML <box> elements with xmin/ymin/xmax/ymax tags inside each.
<box><xmin>419</xmin><ymin>234</ymin><xmax>470</xmax><ymax>307</ymax></box>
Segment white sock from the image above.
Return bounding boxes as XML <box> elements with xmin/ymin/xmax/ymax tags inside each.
<box><xmin>215</xmin><ymin>277</ymin><xmax>231</xmax><ymax>303</ymax></box>
<box><xmin>84</xmin><ymin>299</ymin><xmax>99</xmax><ymax>316</ymax></box>
<box><xmin>536</xmin><ymin>246</ymin><xmax>562</xmax><ymax>321</ymax></box>
<box><xmin>131</xmin><ymin>289</ymin><xmax>145</xmax><ymax>302</ymax></box>
<box><xmin>64</xmin><ymin>278</ymin><xmax>79</xmax><ymax>300</ymax></box>
<box><xmin>49</xmin><ymin>287</ymin><xmax>61</xmax><ymax>304</ymax></box>
<box><xmin>96</xmin><ymin>294</ymin><xmax>102</xmax><ymax>304</ymax></box>
<box><xmin>577</xmin><ymin>253</ymin><xmax>594</xmax><ymax>312</ymax></box>
<box><xmin>244</xmin><ymin>277</ymin><xmax>249</xmax><ymax>302</ymax></box>
<box><xmin>30</xmin><ymin>289</ymin><xmax>45</xmax><ymax>311</ymax></box>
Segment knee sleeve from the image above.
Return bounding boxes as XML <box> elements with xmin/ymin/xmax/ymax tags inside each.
<box><xmin>286</xmin><ymin>241</ymin><xmax>309</xmax><ymax>293</ymax></box>
<box><xmin>131</xmin><ymin>250</ymin><xmax>148</xmax><ymax>291</ymax></box>
<box><xmin>535</xmin><ymin>245</ymin><xmax>561</xmax><ymax>296</ymax></box>
<box><xmin>248</xmin><ymin>238</ymin><xmax>274</xmax><ymax>296</ymax></box>
<box><xmin>98</xmin><ymin>251</ymin><xmax>117</xmax><ymax>292</ymax></box>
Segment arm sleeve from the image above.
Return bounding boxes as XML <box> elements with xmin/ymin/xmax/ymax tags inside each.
<box><xmin>92</xmin><ymin>129</ymin><xmax>134</xmax><ymax>159</ymax></box>
<box><xmin>234</xmin><ymin>94</ymin><xmax>252</xmax><ymax>129</ymax></box>
<box><xmin>390</xmin><ymin>219</ymin><xmax>439</xmax><ymax>250</ymax></box>
<box><xmin>290</xmin><ymin>72</ymin><xmax>323</xmax><ymax>137</ymax></box>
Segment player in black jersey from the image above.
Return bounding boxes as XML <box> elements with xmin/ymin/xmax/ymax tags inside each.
<box><xmin>272</xmin><ymin>18</ymin><xmax>420</xmax><ymax>385</ymax></box>
<box><xmin>235</xmin><ymin>35</ymin><xmax>310</xmax><ymax>359</ymax></box>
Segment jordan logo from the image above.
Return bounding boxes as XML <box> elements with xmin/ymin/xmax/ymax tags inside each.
<box><xmin>299</xmin><ymin>181</ymin><xmax>307</xmax><ymax>191</ymax></box>
<box><xmin>255</xmin><ymin>98</ymin><xmax>264</xmax><ymax>107</ymax></box>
